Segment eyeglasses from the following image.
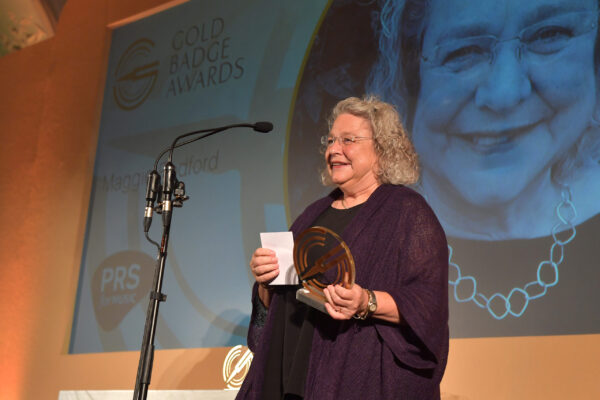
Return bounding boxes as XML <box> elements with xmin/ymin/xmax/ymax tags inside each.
<box><xmin>421</xmin><ymin>11</ymin><xmax>598</xmax><ymax>73</ymax></box>
<box><xmin>320</xmin><ymin>135</ymin><xmax>373</xmax><ymax>147</ymax></box>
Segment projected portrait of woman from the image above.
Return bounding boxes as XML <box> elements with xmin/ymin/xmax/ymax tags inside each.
<box><xmin>370</xmin><ymin>0</ymin><xmax>600</xmax><ymax>240</ymax></box>
<box><xmin>287</xmin><ymin>0</ymin><xmax>600</xmax><ymax>337</ymax></box>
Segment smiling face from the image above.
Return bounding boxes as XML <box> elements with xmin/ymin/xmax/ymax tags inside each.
<box><xmin>325</xmin><ymin>113</ymin><xmax>379</xmax><ymax>193</ymax></box>
<box><xmin>412</xmin><ymin>0</ymin><xmax>598</xmax><ymax>209</ymax></box>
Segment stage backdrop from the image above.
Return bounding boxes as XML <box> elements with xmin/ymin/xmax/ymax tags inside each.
<box><xmin>71</xmin><ymin>0</ymin><xmax>600</xmax><ymax>355</ymax></box>
<box><xmin>70</xmin><ymin>0</ymin><xmax>330</xmax><ymax>353</ymax></box>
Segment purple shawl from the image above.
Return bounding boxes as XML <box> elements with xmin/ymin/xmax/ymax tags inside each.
<box><xmin>237</xmin><ymin>184</ymin><xmax>449</xmax><ymax>399</ymax></box>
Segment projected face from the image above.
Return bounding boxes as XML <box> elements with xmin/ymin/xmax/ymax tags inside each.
<box><xmin>412</xmin><ymin>0</ymin><xmax>598</xmax><ymax>210</ymax></box>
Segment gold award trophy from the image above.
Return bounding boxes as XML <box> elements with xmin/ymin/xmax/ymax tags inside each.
<box><xmin>293</xmin><ymin>226</ymin><xmax>355</xmax><ymax>313</ymax></box>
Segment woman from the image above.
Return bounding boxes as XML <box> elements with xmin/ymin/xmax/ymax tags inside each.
<box><xmin>237</xmin><ymin>96</ymin><xmax>449</xmax><ymax>399</ymax></box>
<box><xmin>369</xmin><ymin>0</ymin><xmax>600</xmax><ymax>239</ymax></box>
<box><xmin>367</xmin><ymin>0</ymin><xmax>600</xmax><ymax>331</ymax></box>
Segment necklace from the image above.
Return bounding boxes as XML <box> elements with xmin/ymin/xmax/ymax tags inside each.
<box><xmin>341</xmin><ymin>197</ymin><xmax>348</xmax><ymax>209</ymax></box>
<box><xmin>442</xmin><ymin>187</ymin><xmax>577</xmax><ymax>319</ymax></box>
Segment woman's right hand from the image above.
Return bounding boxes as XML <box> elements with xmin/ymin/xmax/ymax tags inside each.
<box><xmin>250</xmin><ymin>248</ymin><xmax>279</xmax><ymax>307</ymax></box>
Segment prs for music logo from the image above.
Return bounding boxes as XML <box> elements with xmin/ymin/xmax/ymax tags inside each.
<box><xmin>113</xmin><ymin>38</ymin><xmax>159</xmax><ymax>110</ymax></box>
<box><xmin>91</xmin><ymin>251</ymin><xmax>154</xmax><ymax>330</ymax></box>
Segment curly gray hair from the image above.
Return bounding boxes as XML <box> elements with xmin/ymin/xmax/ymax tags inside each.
<box><xmin>321</xmin><ymin>95</ymin><xmax>420</xmax><ymax>186</ymax></box>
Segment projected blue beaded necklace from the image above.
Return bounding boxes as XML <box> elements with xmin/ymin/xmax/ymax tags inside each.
<box><xmin>438</xmin><ymin>187</ymin><xmax>577</xmax><ymax>320</ymax></box>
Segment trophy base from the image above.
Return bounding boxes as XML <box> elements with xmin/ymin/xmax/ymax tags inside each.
<box><xmin>296</xmin><ymin>288</ymin><xmax>327</xmax><ymax>314</ymax></box>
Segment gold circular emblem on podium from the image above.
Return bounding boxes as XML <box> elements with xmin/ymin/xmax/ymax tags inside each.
<box><xmin>222</xmin><ymin>345</ymin><xmax>253</xmax><ymax>390</ymax></box>
<box><xmin>293</xmin><ymin>226</ymin><xmax>355</xmax><ymax>311</ymax></box>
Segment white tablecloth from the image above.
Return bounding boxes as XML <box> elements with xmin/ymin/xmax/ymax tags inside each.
<box><xmin>58</xmin><ymin>390</ymin><xmax>238</xmax><ymax>400</ymax></box>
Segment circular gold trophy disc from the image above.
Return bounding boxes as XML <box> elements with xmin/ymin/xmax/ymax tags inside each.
<box><xmin>293</xmin><ymin>226</ymin><xmax>355</xmax><ymax>313</ymax></box>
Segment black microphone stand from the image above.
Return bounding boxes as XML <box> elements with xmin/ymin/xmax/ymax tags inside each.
<box><xmin>133</xmin><ymin>162</ymin><xmax>181</xmax><ymax>400</ymax></box>
<box><xmin>131</xmin><ymin>121</ymin><xmax>272</xmax><ymax>400</ymax></box>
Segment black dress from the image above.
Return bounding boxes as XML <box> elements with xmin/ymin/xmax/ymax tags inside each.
<box><xmin>261</xmin><ymin>204</ymin><xmax>363</xmax><ymax>400</ymax></box>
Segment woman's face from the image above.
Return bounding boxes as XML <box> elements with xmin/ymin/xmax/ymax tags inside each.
<box><xmin>325</xmin><ymin>113</ymin><xmax>379</xmax><ymax>193</ymax></box>
<box><xmin>412</xmin><ymin>0</ymin><xmax>598</xmax><ymax>209</ymax></box>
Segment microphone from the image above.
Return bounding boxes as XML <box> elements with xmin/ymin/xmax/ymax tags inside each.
<box><xmin>159</xmin><ymin>121</ymin><xmax>274</xmax><ymax>167</ymax></box>
<box><xmin>161</xmin><ymin>162</ymin><xmax>176</xmax><ymax>229</ymax></box>
<box><xmin>145</xmin><ymin>121</ymin><xmax>274</xmax><ymax>234</ymax></box>
<box><xmin>253</xmin><ymin>121</ymin><xmax>273</xmax><ymax>133</ymax></box>
<box><xmin>143</xmin><ymin>170</ymin><xmax>161</xmax><ymax>233</ymax></box>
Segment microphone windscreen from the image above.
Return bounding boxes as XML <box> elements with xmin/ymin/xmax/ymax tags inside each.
<box><xmin>253</xmin><ymin>121</ymin><xmax>273</xmax><ymax>133</ymax></box>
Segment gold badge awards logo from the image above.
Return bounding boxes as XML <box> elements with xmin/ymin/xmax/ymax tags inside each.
<box><xmin>222</xmin><ymin>345</ymin><xmax>253</xmax><ymax>390</ymax></box>
<box><xmin>113</xmin><ymin>38</ymin><xmax>159</xmax><ymax>110</ymax></box>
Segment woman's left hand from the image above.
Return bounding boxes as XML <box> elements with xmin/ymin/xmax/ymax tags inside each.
<box><xmin>323</xmin><ymin>283</ymin><xmax>367</xmax><ymax>320</ymax></box>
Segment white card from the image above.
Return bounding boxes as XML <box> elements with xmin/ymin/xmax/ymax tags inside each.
<box><xmin>260</xmin><ymin>231</ymin><xmax>298</xmax><ymax>285</ymax></box>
